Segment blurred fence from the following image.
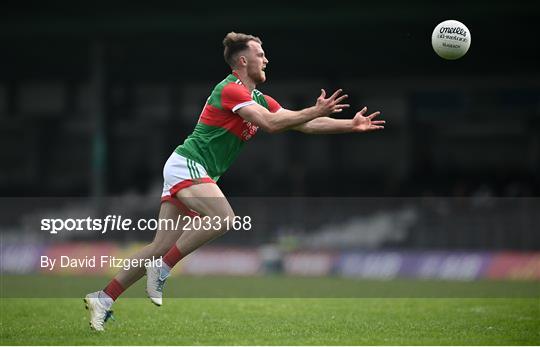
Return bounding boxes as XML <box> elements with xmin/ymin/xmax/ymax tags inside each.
<box><xmin>1</xmin><ymin>197</ymin><xmax>539</xmax><ymax>281</ymax></box>
<box><xmin>1</xmin><ymin>242</ymin><xmax>539</xmax><ymax>280</ymax></box>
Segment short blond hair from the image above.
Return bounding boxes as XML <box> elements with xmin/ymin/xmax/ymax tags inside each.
<box><xmin>223</xmin><ymin>32</ymin><xmax>262</xmax><ymax>68</ymax></box>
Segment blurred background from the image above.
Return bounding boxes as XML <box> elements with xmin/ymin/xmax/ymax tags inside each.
<box><xmin>1</xmin><ymin>1</ymin><xmax>539</xmax><ymax>288</ymax></box>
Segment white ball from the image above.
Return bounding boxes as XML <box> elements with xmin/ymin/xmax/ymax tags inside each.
<box><xmin>431</xmin><ymin>20</ymin><xmax>471</xmax><ymax>60</ymax></box>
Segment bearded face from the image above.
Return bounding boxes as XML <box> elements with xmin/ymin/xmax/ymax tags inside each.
<box><xmin>244</xmin><ymin>41</ymin><xmax>268</xmax><ymax>84</ymax></box>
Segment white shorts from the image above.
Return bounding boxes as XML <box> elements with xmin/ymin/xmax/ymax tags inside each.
<box><xmin>160</xmin><ymin>152</ymin><xmax>216</xmax><ymax>215</ymax></box>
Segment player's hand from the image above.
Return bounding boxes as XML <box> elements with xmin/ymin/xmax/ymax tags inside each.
<box><xmin>351</xmin><ymin>107</ymin><xmax>385</xmax><ymax>132</ymax></box>
<box><xmin>315</xmin><ymin>89</ymin><xmax>350</xmax><ymax>116</ymax></box>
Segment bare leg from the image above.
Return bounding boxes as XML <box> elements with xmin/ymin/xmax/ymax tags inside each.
<box><xmin>113</xmin><ymin>201</ymin><xmax>186</xmax><ymax>288</ymax></box>
<box><xmin>174</xmin><ymin>183</ymin><xmax>235</xmax><ymax>257</ymax></box>
<box><xmin>143</xmin><ymin>183</ymin><xmax>233</xmax><ymax>306</ymax></box>
<box><xmin>85</xmin><ymin>201</ymin><xmax>187</xmax><ymax>330</ymax></box>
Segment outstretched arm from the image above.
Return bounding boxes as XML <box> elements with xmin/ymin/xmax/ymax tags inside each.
<box><xmin>294</xmin><ymin>107</ymin><xmax>385</xmax><ymax>134</ymax></box>
<box><xmin>236</xmin><ymin>89</ymin><xmax>349</xmax><ymax>133</ymax></box>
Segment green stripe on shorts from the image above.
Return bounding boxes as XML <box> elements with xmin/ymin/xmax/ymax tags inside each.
<box><xmin>193</xmin><ymin>161</ymin><xmax>201</xmax><ymax>178</ymax></box>
<box><xmin>187</xmin><ymin>159</ymin><xmax>195</xmax><ymax>179</ymax></box>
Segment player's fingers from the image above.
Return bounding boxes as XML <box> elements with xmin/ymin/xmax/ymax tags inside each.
<box><xmin>319</xmin><ymin>89</ymin><xmax>326</xmax><ymax>99</ymax></box>
<box><xmin>358</xmin><ymin>106</ymin><xmax>367</xmax><ymax>115</ymax></box>
<box><xmin>367</xmin><ymin>111</ymin><xmax>381</xmax><ymax>119</ymax></box>
<box><xmin>329</xmin><ymin>89</ymin><xmax>343</xmax><ymax>100</ymax></box>
<box><xmin>335</xmin><ymin>104</ymin><xmax>350</xmax><ymax>109</ymax></box>
<box><xmin>334</xmin><ymin>94</ymin><xmax>349</xmax><ymax>104</ymax></box>
<box><xmin>371</xmin><ymin>120</ymin><xmax>385</xmax><ymax>125</ymax></box>
<box><xmin>370</xmin><ymin>125</ymin><xmax>384</xmax><ymax>130</ymax></box>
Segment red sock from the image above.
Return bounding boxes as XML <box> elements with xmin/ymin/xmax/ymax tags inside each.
<box><xmin>162</xmin><ymin>244</ymin><xmax>183</xmax><ymax>268</ymax></box>
<box><xmin>103</xmin><ymin>278</ymin><xmax>125</xmax><ymax>301</ymax></box>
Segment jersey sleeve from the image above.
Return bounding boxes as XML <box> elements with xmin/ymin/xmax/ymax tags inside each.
<box><xmin>264</xmin><ymin>95</ymin><xmax>282</xmax><ymax>113</ymax></box>
<box><xmin>221</xmin><ymin>83</ymin><xmax>256</xmax><ymax>113</ymax></box>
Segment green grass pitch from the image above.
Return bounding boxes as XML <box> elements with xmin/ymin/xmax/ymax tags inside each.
<box><xmin>1</xmin><ymin>275</ymin><xmax>539</xmax><ymax>345</ymax></box>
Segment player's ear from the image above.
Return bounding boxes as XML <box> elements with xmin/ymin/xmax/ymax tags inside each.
<box><xmin>239</xmin><ymin>55</ymin><xmax>248</xmax><ymax>66</ymax></box>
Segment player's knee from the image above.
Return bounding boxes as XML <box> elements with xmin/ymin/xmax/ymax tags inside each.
<box><xmin>216</xmin><ymin>211</ymin><xmax>236</xmax><ymax>235</ymax></box>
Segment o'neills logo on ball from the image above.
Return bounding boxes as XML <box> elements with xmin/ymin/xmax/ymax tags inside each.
<box><xmin>439</xmin><ymin>26</ymin><xmax>467</xmax><ymax>37</ymax></box>
<box><xmin>432</xmin><ymin>20</ymin><xmax>471</xmax><ymax>60</ymax></box>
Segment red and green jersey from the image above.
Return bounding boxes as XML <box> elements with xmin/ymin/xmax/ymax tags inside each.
<box><xmin>175</xmin><ymin>72</ymin><xmax>281</xmax><ymax>181</ymax></box>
